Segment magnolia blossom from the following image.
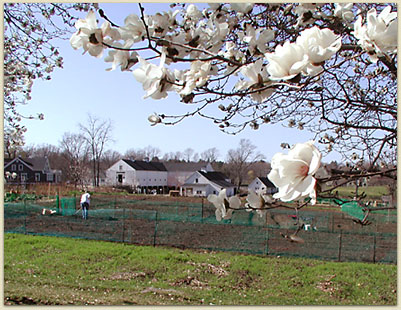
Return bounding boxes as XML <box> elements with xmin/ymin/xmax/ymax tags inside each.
<box><xmin>230</xmin><ymin>3</ymin><xmax>254</xmax><ymax>14</ymax></box>
<box><xmin>70</xmin><ymin>10</ymin><xmax>120</xmax><ymax>58</ymax></box>
<box><xmin>334</xmin><ymin>3</ymin><xmax>354</xmax><ymax>22</ymax></box>
<box><xmin>207</xmin><ymin>189</ymin><xmax>241</xmax><ymax>221</ymax></box>
<box><xmin>148</xmin><ymin>113</ymin><xmax>162</xmax><ymax>126</ymax></box>
<box><xmin>179</xmin><ymin>61</ymin><xmax>212</xmax><ymax>96</ymax></box>
<box><xmin>119</xmin><ymin>14</ymin><xmax>146</xmax><ymax>44</ymax></box>
<box><xmin>296</xmin><ymin>26</ymin><xmax>342</xmax><ymax>65</ymax></box>
<box><xmin>268</xmin><ymin>141</ymin><xmax>322</xmax><ymax>204</ymax></box>
<box><xmin>238</xmin><ymin>24</ymin><xmax>275</xmax><ymax>54</ymax></box>
<box><xmin>265</xmin><ymin>41</ymin><xmax>309</xmax><ymax>81</ymax></box>
<box><xmin>245</xmin><ymin>190</ymin><xmax>272</xmax><ymax>218</ymax></box>
<box><xmin>147</xmin><ymin>10</ymin><xmax>179</xmax><ymax>37</ymax></box>
<box><xmin>186</xmin><ymin>4</ymin><xmax>203</xmax><ymax>20</ymax></box>
<box><xmin>235</xmin><ymin>59</ymin><xmax>275</xmax><ymax>103</ymax></box>
<box><xmin>132</xmin><ymin>53</ymin><xmax>175</xmax><ymax>99</ymax></box>
<box><xmin>104</xmin><ymin>44</ymin><xmax>138</xmax><ymax>71</ymax></box>
<box><xmin>353</xmin><ymin>5</ymin><xmax>398</xmax><ymax>62</ymax></box>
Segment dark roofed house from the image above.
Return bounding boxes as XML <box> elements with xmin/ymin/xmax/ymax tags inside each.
<box><xmin>4</xmin><ymin>156</ymin><xmax>61</xmax><ymax>184</ymax></box>
<box><xmin>248</xmin><ymin>176</ymin><xmax>278</xmax><ymax>195</ymax></box>
<box><xmin>181</xmin><ymin>170</ymin><xmax>236</xmax><ymax>197</ymax></box>
<box><xmin>164</xmin><ymin>161</ymin><xmax>214</xmax><ymax>189</ymax></box>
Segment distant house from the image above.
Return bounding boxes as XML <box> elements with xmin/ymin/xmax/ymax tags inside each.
<box><xmin>181</xmin><ymin>171</ymin><xmax>236</xmax><ymax>197</ymax></box>
<box><xmin>164</xmin><ymin>161</ymin><xmax>214</xmax><ymax>189</ymax></box>
<box><xmin>4</xmin><ymin>156</ymin><xmax>61</xmax><ymax>184</ymax></box>
<box><xmin>105</xmin><ymin>159</ymin><xmax>168</xmax><ymax>194</ymax></box>
<box><xmin>248</xmin><ymin>177</ymin><xmax>277</xmax><ymax>195</ymax></box>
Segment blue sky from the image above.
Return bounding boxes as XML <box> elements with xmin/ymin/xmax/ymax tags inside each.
<box><xmin>19</xmin><ymin>3</ymin><xmax>341</xmax><ymax>163</ymax></box>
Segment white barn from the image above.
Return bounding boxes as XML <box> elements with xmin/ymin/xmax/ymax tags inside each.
<box><xmin>105</xmin><ymin>159</ymin><xmax>168</xmax><ymax>193</ymax></box>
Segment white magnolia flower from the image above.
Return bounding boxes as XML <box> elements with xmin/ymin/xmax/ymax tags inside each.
<box><xmin>222</xmin><ymin>41</ymin><xmax>245</xmax><ymax>62</ymax></box>
<box><xmin>147</xmin><ymin>10</ymin><xmax>179</xmax><ymax>37</ymax></box>
<box><xmin>207</xmin><ymin>189</ymin><xmax>241</xmax><ymax>221</ymax></box>
<box><xmin>148</xmin><ymin>113</ymin><xmax>162</xmax><ymax>126</ymax></box>
<box><xmin>104</xmin><ymin>43</ymin><xmax>138</xmax><ymax>71</ymax></box>
<box><xmin>293</xmin><ymin>3</ymin><xmax>319</xmax><ymax>28</ymax></box>
<box><xmin>334</xmin><ymin>3</ymin><xmax>354</xmax><ymax>22</ymax></box>
<box><xmin>119</xmin><ymin>14</ymin><xmax>146</xmax><ymax>44</ymax></box>
<box><xmin>230</xmin><ymin>3</ymin><xmax>254</xmax><ymax>14</ymax></box>
<box><xmin>133</xmin><ymin>53</ymin><xmax>174</xmax><ymax>99</ymax></box>
<box><xmin>246</xmin><ymin>190</ymin><xmax>273</xmax><ymax>217</ymax></box>
<box><xmin>268</xmin><ymin>141</ymin><xmax>322</xmax><ymax>204</ymax></box>
<box><xmin>11</xmin><ymin>172</ymin><xmax>17</xmax><ymax>179</ymax></box>
<box><xmin>353</xmin><ymin>5</ymin><xmax>398</xmax><ymax>62</ymax></box>
<box><xmin>296</xmin><ymin>26</ymin><xmax>342</xmax><ymax>65</ymax></box>
<box><xmin>186</xmin><ymin>4</ymin><xmax>203</xmax><ymax>21</ymax></box>
<box><xmin>265</xmin><ymin>41</ymin><xmax>309</xmax><ymax>81</ymax></box>
<box><xmin>238</xmin><ymin>24</ymin><xmax>275</xmax><ymax>54</ymax></box>
<box><xmin>235</xmin><ymin>59</ymin><xmax>275</xmax><ymax>102</ymax></box>
<box><xmin>179</xmin><ymin>61</ymin><xmax>212</xmax><ymax>96</ymax></box>
<box><xmin>70</xmin><ymin>10</ymin><xmax>120</xmax><ymax>58</ymax></box>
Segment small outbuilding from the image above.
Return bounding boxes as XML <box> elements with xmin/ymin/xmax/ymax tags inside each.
<box><xmin>248</xmin><ymin>176</ymin><xmax>278</xmax><ymax>195</ymax></box>
<box><xmin>181</xmin><ymin>171</ymin><xmax>236</xmax><ymax>197</ymax></box>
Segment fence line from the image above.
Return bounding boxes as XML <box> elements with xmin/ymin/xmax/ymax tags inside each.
<box><xmin>4</xmin><ymin>198</ymin><xmax>397</xmax><ymax>264</ymax></box>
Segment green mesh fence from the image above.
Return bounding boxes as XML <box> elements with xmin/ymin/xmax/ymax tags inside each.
<box><xmin>4</xmin><ymin>197</ymin><xmax>397</xmax><ymax>264</ymax></box>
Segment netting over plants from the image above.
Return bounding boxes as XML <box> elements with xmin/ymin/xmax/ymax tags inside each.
<box><xmin>4</xmin><ymin>196</ymin><xmax>396</xmax><ymax>264</ymax></box>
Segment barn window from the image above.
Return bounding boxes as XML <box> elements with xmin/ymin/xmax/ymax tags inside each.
<box><xmin>119</xmin><ymin>165</ymin><xmax>123</xmax><ymax>171</ymax></box>
<box><xmin>11</xmin><ymin>164</ymin><xmax>16</xmax><ymax>171</ymax></box>
<box><xmin>35</xmin><ymin>173</ymin><xmax>41</xmax><ymax>181</ymax></box>
<box><xmin>195</xmin><ymin>178</ymin><xmax>198</xmax><ymax>183</ymax></box>
<box><xmin>18</xmin><ymin>164</ymin><xmax>23</xmax><ymax>171</ymax></box>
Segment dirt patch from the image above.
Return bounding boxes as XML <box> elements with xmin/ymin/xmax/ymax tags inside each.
<box><xmin>171</xmin><ymin>276</ymin><xmax>209</xmax><ymax>289</ymax></box>
<box><xmin>100</xmin><ymin>271</ymin><xmax>153</xmax><ymax>281</ymax></box>
<box><xmin>316</xmin><ymin>274</ymin><xmax>337</xmax><ymax>295</ymax></box>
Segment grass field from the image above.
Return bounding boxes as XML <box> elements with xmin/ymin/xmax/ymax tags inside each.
<box><xmin>4</xmin><ymin>233</ymin><xmax>396</xmax><ymax>306</ymax></box>
<box><xmin>335</xmin><ymin>186</ymin><xmax>390</xmax><ymax>200</ymax></box>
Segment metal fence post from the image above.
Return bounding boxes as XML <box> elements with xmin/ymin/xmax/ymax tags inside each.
<box><xmin>24</xmin><ymin>199</ymin><xmax>27</xmax><ymax>235</ymax></box>
<box><xmin>373</xmin><ymin>235</ymin><xmax>376</xmax><ymax>263</ymax></box>
<box><xmin>153</xmin><ymin>211</ymin><xmax>158</xmax><ymax>247</ymax></box>
<box><xmin>265</xmin><ymin>227</ymin><xmax>269</xmax><ymax>255</ymax></box>
<box><xmin>338</xmin><ymin>231</ymin><xmax>343</xmax><ymax>262</ymax></box>
<box><xmin>201</xmin><ymin>198</ymin><xmax>204</xmax><ymax>219</ymax></box>
<box><xmin>122</xmin><ymin>207</ymin><xmax>126</xmax><ymax>243</ymax></box>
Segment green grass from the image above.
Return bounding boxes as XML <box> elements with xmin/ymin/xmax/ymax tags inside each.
<box><xmin>335</xmin><ymin>186</ymin><xmax>390</xmax><ymax>200</ymax></box>
<box><xmin>4</xmin><ymin>233</ymin><xmax>396</xmax><ymax>306</ymax></box>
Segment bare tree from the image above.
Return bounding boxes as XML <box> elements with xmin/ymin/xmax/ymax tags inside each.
<box><xmin>102</xmin><ymin>150</ymin><xmax>122</xmax><ymax>168</ymax></box>
<box><xmin>143</xmin><ymin>145</ymin><xmax>162</xmax><ymax>161</ymax></box>
<box><xmin>200</xmin><ymin>147</ymin><xmax>220</xmax><ymax>163</ymax></box>
<box><xmin>124</xmin><ymin>148</ymin><xmax>145</xmax><ymax>160</ymax></box>
<box><xmin>183</xmin><ymin>148</ymin><xmax>195</xmax><ymax>162</ymax></box>
<box><xmin>162</xmin><ymin>151</ymin><xmax>183</xmax><ymax>162</ymax></box>
<box><xmin>225</xmin><ymin>139</ymin><xmax>264</xmax><ymax>191</ymax></box>
<box><xmin>79</xmin><ymin>114</ymin><xmax>113</xmax><ymax>187</ymax></box>
<box><xmin>59</xmin><ymin>132</ymin><xmax>89</xmax><ymax>188</ymax></box>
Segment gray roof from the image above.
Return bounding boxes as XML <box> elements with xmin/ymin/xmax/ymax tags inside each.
<box><xmin>122</xmin><ymin>159</ymin><xmax>167</xmax><ymax>171</ymax></box>
<box><xmin>258</xmin><ymin>177</ymin><xmax>276</xmax><ymax>188</ymax></box>
<box><xmin>24</xmin><ymin>157</ymin><xmax>48</xmax><ymax>171</ymax></box>
<box><xmin>5</xmin><ymin>157</ymin><xmax>49</xmax><ymax>171</ymax></box>
<box><xmin>163</xmin><ymin>161</ymin><xmax>210</xmax><ymax>172</ymax></box>
<box><xmin>198</xmin><ymin>171</ymin><xmax>235</xmax><ymax>188</ymax></box>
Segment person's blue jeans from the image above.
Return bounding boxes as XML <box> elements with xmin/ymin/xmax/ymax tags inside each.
<box><xmin>81</xmin><ymin>202</ymin><xmax>89</xmax><ymax>219</ymax></box>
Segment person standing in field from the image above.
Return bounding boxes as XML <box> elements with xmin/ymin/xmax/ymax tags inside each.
<box><xmin>80</xmin><ymin>190</ymin><xmax>90</xmax><ymax>220</ymax></box>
